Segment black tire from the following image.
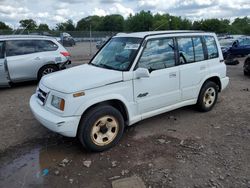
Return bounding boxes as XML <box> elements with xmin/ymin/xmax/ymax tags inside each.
<box><xmin>38</xmin><ymin>65</ymin><xmax>59</xmax><ymax>81</ymax></box>
<box><xmin>244</xmin><ymin>58</ymin><xmax>250</xmax><ymax>76</ymax></box>
<box><xmin>78</xmin><ymin>105</ymin><xmax>125</xmax><ymax>152</ymax></box>
<box><xmin>244</xmin><ymin>70</ymin><xmax>249</xmax><ymax>76</ymax></box>
<box><xmin>196</xmin><ymin>81</ymin><xmax>219</xmax><ymax>112</ymax></box>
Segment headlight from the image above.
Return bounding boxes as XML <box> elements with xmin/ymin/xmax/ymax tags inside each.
<box><xmin>51</xmin><ymin>95</ymin><xmax>65</xmax><ymax>111</ymax></box>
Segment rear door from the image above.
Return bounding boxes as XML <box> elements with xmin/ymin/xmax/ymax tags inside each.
<box><xmin>6</xmin><ymin>40</ymin><xmax>42</xmax><ymax>81</ymax></box>
<box><xmin>36</xmin><ymin>40</ymin><xmax>62</xmax><ymax>64</ymax></box>
<box><xmin>178</xmin><ymin>36</ymin><xmax>209</xmax><ymax>100</ymax></box>
<box><xmin>0</xmin><ymin>41</ymin><xmax>10</xmax><ymax>86</ymax></box>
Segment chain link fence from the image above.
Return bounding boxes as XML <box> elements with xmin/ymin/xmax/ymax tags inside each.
<box><xmin>0</xmin><ymin>30</ymin><xmax>116</xmax><ymax>63</ymax></box>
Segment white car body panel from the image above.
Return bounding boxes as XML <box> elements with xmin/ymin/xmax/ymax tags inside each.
<box><xmin>42</xmin><ymin>64</ymin><xmax>123</xmax><ymax>93</ymax></box>
<box><xmin>30</xmin><ymin>31</ymin><xmax>229</xmax><ymax>137</ymax></box>
<box><xmin>7</xmin><ymin>53</ymin><xmax>42</xmax><ymax>81</ymax></box>
<box><xmin>134</xmin><ymin>66</ymin><xmax>181</xmax><ymax>114</ymax></box>
<box><xmin>180</xmin><ymin>60</ymin><xmax>209</xmax><ymax>101</ymax></box>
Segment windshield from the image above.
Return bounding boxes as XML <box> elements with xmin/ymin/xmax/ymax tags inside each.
<box><xmin>90</xmin><ymin>37</ymin><xmax>142</xmax><ymax>71</ymax></box>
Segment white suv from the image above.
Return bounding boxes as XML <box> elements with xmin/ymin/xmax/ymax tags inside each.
<box><xmin>30</xmin><ymin>31</ymin><xmax>229</xmax><ymax>152</ymax></box>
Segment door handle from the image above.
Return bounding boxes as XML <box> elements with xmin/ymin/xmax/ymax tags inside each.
<box><xmin>35</xmin><ymin>57</ymin><xmax>41</xmax><ymax>60</ymax></box>
<box><xmin>169</xmin><ymin>72</ymin><xmax>177</xmax><ymax>78</ymax></box>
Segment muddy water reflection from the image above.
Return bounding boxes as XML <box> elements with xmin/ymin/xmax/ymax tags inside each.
<box><xmin>0</xmin><ymin>138</ymin><xmax>83</xmax><ymax>187</ymax></box>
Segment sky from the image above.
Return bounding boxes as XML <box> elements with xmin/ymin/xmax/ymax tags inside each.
<box><xmin>0</xmin><ymin>0</ymin><xmax>249</xmax><ymax>28</ymax></box>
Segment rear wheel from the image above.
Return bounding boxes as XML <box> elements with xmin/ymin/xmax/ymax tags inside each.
<box><xmin>78</xmin><ymin>105</ymin><xmax>124</xmax><ymax>152</ymax></box>
<box><xmin>244</xmin><ymin>59</ymin><xmax>250</xmax><ymax>76</ymax></box>
<box><xmin>196</xmin><ymin>81</ymin><xmax>218</xmax><ymax>112</ymax></box>
<box><xmin>38</xmin><ymin>65</ymin><xmax>59</xmax><ymax>80</ymax></box>
<box><xmin>244</xmin><ymin>70</ymin><xmax>249</xmax><ymax>76</ymax></box>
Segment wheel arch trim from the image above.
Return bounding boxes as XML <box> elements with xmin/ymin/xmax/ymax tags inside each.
<box><xmin>75</xmin><ymin>94</ymin><xmax>131</xmax><ymax>125</ymax></box>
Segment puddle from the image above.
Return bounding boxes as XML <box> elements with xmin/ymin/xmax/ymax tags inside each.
<box><xmin>0</xmin><ymin>147</ymin><xmax>44</xmax><ymax>187</ymax></box>
<box><xmin>0</xmin><ymin>138</ymin><xmax>82</xmax><ymax>188</ymax></box>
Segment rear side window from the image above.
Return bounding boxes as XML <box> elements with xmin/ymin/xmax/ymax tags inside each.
<box><xmin>36</xmin><ymin>40</ymin><xmax>58</xmax><ymax>52</ymax></box>
<box><xmin>177</xmin><ymin>37</ymin><xmax>194</xmax><ymax>64</ymax></box>
<box><xmin>6</xmin><ymin>40</ymin><xmax>36</xmax><ymax>56</ymax></box>
<box><xmin>138</xmin><ymin>38</ymin><xmax>175</xmax><ymax>71</ymax></box>
<box><xmin>193</xmin><ymin>37</ymin><xmax>205</xmax><ymax>61</ymax></box>
<box><xmin>204</xmin><ymin>36</ymin><xmax>219</xmax><ymax>59</ymax></box>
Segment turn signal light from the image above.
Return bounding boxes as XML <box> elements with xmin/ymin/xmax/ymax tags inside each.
<box><xmin>73</xmin><ymin>92</ymin><xmax>85</xmax><ymax>98</ymax></box>
<box><xmin>60</xmin><ymin>99</ymin><xmax>65</xmax><ymax>111</ymax></box>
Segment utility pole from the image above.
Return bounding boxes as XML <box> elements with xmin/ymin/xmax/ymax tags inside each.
<box><xmin>89</xmin><ymin>24</ymin><xmax>92</xmax><ymax>56</ymax></box>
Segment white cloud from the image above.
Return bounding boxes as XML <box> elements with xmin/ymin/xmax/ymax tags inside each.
<box><xmin>37</xmin><ymin>12</ymin><xmax>49</xmax><ymax>19</ymax></box>
<box><xmin>56</xmin><ymin>8</ymin><xmax>70</xmax><ymax>16</ymax></box>
<box><xmin>109</xmin><ymin>3</ymin><xmax>134</xmax><ymax>17</ymax></box>
<box><xmin>0</xmin><ymin>5</ymin><xmax>29</xmax><ymax>15</ymax></box>
<box><xmin>92</xmin><ymin>8</ymin><xmax>108</xmax><ymax>16</ymax></box>
<box><xmin>0</xmin><ymin>0</ymin><xmax>249</xmax><ymax>28</ymax></box>
<box><xmin>52</xmin><ymin>15</ymin><xmax>67</xmax><ymax>23</ymax></box>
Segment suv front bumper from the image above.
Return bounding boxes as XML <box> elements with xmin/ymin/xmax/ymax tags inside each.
<box><xmin>29</xmin><ymin>94</ymin><xmax>81</xmax><ymax>137</ymax></box>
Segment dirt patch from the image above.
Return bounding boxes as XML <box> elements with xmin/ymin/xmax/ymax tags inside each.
<box><xmin>0</xmin><ymin>63</ymin><xmax>250</xmax><ymax>187</ymax></box>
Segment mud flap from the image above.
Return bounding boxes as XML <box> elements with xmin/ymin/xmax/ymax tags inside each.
<box><xmin>0</xmin><ymin>59</ymin><xmax>10</xmax><ymax>87</ymax></box>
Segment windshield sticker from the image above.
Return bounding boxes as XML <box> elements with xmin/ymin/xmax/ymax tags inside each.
<box><xmin>124</xmin><ymin>43</ymin><xmax>140</xmax><ymax>50</ymax></box>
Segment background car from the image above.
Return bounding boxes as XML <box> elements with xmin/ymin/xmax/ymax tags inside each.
<box><xmin>96</xmin><ymin>39</ymin><xmax>107</xmax><ymax>49</ymax></box>
<box><xmin>0</xmin><ymin>35</ymin><xmax>71</xmax><ymax>87</ymax></box>
<box><xmin>222</xmin><ymin>37</ymin><xmax>250</xmax><ymax>65</ymax></box>
<box><xmin>61</xmin><ymin>32</ymin><xmax>76</xmax><ymax>47</ymax></box>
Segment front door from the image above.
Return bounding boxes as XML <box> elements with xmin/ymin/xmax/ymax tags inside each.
<box><xmin>133</xmin><ymin>37</ymin><xmax>181</xmax><ymax>115</ymax></box>
<box><xmin>0</xmin><ymin>41</ymin><xmax>10</xmax><ymax>87</ymax></box>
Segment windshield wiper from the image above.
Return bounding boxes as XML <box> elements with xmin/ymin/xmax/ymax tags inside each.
<box><xmin>89</xmin><ymin>62</ymin><xmax>98</xmax><ymax>67</ymax></box>
<box><xmin>99</xmin><ymin>63</ymin><xmax>117</xmax><ymax>70</ymax></box>
<box><xmin>89</xmin><ymin>62</ymin><xmax>106</xmax><ymax>69</ymax></box>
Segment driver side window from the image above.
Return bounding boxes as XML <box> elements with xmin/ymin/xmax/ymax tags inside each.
<box><xmin>138</xmin><ymin>38</ymin><xmax>175</xmax><ymax>72</ymax></box>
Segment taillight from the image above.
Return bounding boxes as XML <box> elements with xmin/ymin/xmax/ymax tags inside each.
<box><xmin>60</xmin><ymin>52</ymin><xmax>71</xmax><ymax>57</ymax></box>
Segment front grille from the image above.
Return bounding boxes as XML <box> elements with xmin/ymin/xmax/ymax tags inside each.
<box><xmin>37</xmin><ymin>88</ymin><xmax>48</xmax><ymax>105</ymax></box>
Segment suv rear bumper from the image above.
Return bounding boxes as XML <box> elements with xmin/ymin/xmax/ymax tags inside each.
<box><xmin>221</xmin><ymin>77</ymin><xmax>229</xmax><ymax>91</ymax></box>
<box><xmin>29</xmin><ymin>94</ymin><xmax>81</xmax><ymax>137</ymax></box>
<box><xmin>59</xmin><ymin>60</ymin><xmax>71</xmax><ymax>70</ymax></box>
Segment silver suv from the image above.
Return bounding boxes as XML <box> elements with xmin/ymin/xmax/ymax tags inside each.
<box><xmin>0</xmin><ymin>35</ymin><xmax>71</xmax><ymax>87</ymax></box>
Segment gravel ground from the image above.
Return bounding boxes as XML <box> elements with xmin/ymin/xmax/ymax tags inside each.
<box><xmin>0</xmin><ymin>62</ymin><xmax>250</xmax><ymax>188</ymax></box>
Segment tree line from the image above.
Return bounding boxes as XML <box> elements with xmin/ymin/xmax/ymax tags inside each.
<box><xmin>0</xmin><ymin>10</ymin><xmax>250</xmax><ymax>35</ymax></box>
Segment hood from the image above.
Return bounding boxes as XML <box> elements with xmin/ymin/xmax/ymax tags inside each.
<box><xmin>41</xmin><ymin>64</ymin><xmax>123</xmax><ymax>93</ymax></box>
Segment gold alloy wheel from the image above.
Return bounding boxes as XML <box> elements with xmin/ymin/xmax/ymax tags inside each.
<box><xmin>91</xmin><ymin>115</ymin><xmax>119</xmax><ymax>146</ymax></box>
<box><xmin>203</xmin><ymin>87</ymin><xmax>216</xmax><ymax>108</ymax></box>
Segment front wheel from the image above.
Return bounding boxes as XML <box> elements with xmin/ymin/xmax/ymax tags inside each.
<box><xmin>196</xmin><ymin>81</ymin><xmax>218</xmax><ymax>112</ymax></box>
<box><xmin>78</xmin><ymin>105</ymin><xmax>125</xmax><ymax>152</ymax></box>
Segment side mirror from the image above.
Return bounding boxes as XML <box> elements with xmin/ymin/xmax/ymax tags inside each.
<box><xmin>135</xmin><ymin>68</ymin><xmax>150</xmax><ymax>79</ymax></box>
